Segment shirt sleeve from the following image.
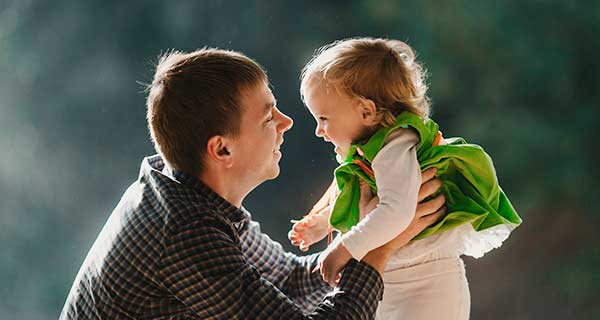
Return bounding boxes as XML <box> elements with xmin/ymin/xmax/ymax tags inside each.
<box><xmin>341</xmin><ymin>128</ymin><xmax>421</xmax><ymax>261</ymax></box>
<box><xmin>240</xmin><ymin>219</ymin><xmax>330</xmax><ymax>312</ymax></box>
<box><xmin>160</xmin><ymin>216</ymin><xmax>384</xmax><ymax>319</ymax></box>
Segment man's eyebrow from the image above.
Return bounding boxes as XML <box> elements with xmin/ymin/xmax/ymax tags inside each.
<box><xmin>263</xmin><ymin>100</ymin><xmax>276</xmax><ymax>116</ymax></box>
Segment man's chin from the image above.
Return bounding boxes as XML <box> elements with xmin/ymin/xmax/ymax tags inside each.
<box><xmin>266</xmin><ymin>165</ymin><xmax>281</xmax><ymax>180</ymax></box>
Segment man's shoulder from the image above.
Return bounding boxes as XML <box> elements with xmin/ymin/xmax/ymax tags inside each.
<box><xmin>131</xmin><ymin>155</ymin><xmax>243</xmax><ymax>239</ymax></box>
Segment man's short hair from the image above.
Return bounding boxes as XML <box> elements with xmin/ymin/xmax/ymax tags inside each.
<box><xmin>146</xmin><ymin>48</ymin><xmax>268</xmax><ymax>176</ymax></box>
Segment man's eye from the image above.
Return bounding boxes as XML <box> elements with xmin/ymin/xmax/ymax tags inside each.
<box><xmin>266</xmin><ymin>114</ymin><xmax>274</xmax><ymax>122</ymax></box>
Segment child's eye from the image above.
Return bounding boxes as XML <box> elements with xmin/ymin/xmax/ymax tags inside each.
<box><xmin>319</xmin><ymin>116</ymin><xmax>328</xmax><ymax>121</ymax></box>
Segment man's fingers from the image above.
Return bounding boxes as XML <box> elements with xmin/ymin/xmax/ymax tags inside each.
<box><xmin>420</xmin><ymin>168</ymin><xmax>437</xmax><ymax>184</ymax></box>
<box><xmin>417</xmin><ymin>178</ymin><xmax>443</xmax><ymax>202</ymax></box>
<box><xmin>416</xmin><ymin>194</ymin><xmax>446</xmax><ymax>218</ymax></box>
<box><xmin>359</xmin><ymin>182</ymin><xmax>372</xmax><ymax>198</ymax></box>
<box><xmin>423</xmin><ymin>206</ymin><xmax>446</xmax><ymax>225</ymax></box>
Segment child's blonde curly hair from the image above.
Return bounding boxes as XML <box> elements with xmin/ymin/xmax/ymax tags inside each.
<box><xmin>301</xmin><ymin>37</ymin><xmax>430</xmax><ymax>127</ymax></box>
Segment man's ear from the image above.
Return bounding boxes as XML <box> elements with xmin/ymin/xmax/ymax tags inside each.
<box><xmin>206</xmin><ymin>135</ymin><xmax>234</xmax><ymax>169</ymax></box>
<box><xmin>357</xmin><ymin>98</ymin><xmax>377</xmax><ymax>125</ymax></box>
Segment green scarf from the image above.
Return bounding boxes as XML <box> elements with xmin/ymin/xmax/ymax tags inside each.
<box><xmin>330</xmin><ymin>111</ymin><xmax>522</xmax><ymax>240</ymax></box>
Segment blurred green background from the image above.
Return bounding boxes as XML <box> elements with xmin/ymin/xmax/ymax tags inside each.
<box><xmin>1</xmin><ymin>0</ymin><xmax>598</xmax><ymax>319</ymax></box>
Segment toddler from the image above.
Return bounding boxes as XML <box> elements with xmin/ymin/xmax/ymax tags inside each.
<box><xmin>288</xmin><ymin>38</ymin><xmax>522</xmax><ymax>320</ymax></box>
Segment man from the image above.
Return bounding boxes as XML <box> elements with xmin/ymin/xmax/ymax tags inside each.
<box><xmin>60</xmin><ymin>48</ymin><xmax>446</xmax><ymax>319</ymax></box>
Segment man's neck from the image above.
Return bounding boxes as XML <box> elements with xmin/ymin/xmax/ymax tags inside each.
<box><xmin>199</xmin><ymin>170</ymin><xmax>252</xmax><ymax>208</ymax></box>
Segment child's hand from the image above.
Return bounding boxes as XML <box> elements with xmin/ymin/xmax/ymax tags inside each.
<box><xmin>289</xmin><ymin>179</ymin><xmax>337</xmax><ymax>251</ymax></box>
<box><xmin>317</xmin><ymin>240</ymin><xmax>353</xmax><ymax>287</ymax></box>
<box><xmin>288</xmin><ymin>206</ymin><xmax>330</xmax><ymax>251</ymax></box>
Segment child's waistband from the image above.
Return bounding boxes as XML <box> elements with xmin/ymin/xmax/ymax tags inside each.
<box><xmin>383</xmin><ymin>257</ymin><xmax>465</xmax><ymax>283</ymax></box>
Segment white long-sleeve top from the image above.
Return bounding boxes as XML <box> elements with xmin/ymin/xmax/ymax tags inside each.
<box><xmin>340</xmin><ymin>128</ymin><xmax>421</xmax><ymax>261</ymax></box>
<box><xmin>340</xmin><ymin>128</ymin><xmax>515</xmax><ymax>269</ymax></box>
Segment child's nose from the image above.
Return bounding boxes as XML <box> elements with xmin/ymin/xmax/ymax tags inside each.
<box><xmin>315</xmin><ymin>124</ymin><xmax>324</xmax><ymax>137</ymax></box>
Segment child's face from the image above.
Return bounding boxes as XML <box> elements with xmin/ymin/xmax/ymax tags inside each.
<box><xmin>304</xmin><ymin>79</ymin><xmax>371</xmax><ymax>158</ymax></box>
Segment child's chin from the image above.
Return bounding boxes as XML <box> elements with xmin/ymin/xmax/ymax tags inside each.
<box><xmin>334</xmin><ymin>146</ymin><xmax>350</xmax><ymax>159</ymax></box>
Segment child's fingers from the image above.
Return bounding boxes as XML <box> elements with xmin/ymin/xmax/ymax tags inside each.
<box><xmin>288</xmin><ymin>230</ymin><xmax>301</xmax><ymax>240</ymax></box>
<box><xmin>325</xmin><ymin>274</ymin><xmax>333</xmax><ymax>287</ymax></box>
<box><xmin>300</xmin><ymin>242</ymin><xmax>310</xmax><ymax>252</ymax></box>
<box><xmin>323</xmin><ymin>271</ymin><xmax>336</xmax><ymax>287</ymax></box>
<box><xmin>292</xmin><ymin>223</ymin><xmax>306</xmax><ymax>232</ymax></box>
<box><xmin>312</xmin><ymin>264</ymin><xmax>320</xmax><ymax>273</ymax></box>
<box><xmin>320</xmin><ymin>265</ymin><xmax>335</xmax><ymax>287</ymax></box>
<box><xmin>289</xmin><ymin>232</ymin><xmax>308</xmax><ymax>248</ymax></box>
<box><xmin>288</xmin><ymin>232</ymin><xmax>302</xmax><ymax>246</ymax></box>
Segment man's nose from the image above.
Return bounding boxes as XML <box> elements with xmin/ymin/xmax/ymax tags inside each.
<box><xmin>277</xmin><ymin>111</ymin><xmax>294</xmax><ymax>133</ymax></box>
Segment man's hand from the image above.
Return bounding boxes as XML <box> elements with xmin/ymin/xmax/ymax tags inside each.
<box><xmin>358</xmin><ymin>180</ymin><xmax>377</xmax><ymax>220</ymax></box>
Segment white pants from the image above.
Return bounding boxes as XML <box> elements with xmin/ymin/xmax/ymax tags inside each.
<box><xmin>375</xmin><ymin>257</ymin><xmax>470</xmax><ymax>320</ymax></box>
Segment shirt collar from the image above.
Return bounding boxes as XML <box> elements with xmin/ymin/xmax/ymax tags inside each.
<box><xmin>141</xmin><ymin>155</ymin><xmax>249</xmax><ymax>227</ymax></box>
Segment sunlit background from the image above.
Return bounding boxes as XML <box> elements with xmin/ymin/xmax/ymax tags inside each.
<box><xmin>1</xmin><ymin>0</ymin><xmax>598</xmax><ymax>319</ymax></box>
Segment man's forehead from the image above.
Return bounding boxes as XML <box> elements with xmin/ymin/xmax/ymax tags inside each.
<box><xmin>240</xmin><ymin>82</ymin><xmax>276</xmax><ymax>116</ymax></box>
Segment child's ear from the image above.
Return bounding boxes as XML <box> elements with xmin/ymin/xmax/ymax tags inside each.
<box><xmin>358</xmin><ymin>98</ymin><xmax>377</xmax><ymax>125</ymax></box>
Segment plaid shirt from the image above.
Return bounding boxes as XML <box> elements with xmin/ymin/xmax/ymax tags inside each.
<box><xmin>60</xmin><ymin>155</ymin><xmax>383</xmax><ymax>319</ymax></box>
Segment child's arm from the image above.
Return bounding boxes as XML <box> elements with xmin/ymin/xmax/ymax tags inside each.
<box><xmin>288</xmin><ymin>180</ymin><xmax>337</xmax><ymax>251</ymax></box>
<box><xmin>319</xmin><ymin>166</ymin><xmax>445</xmax><ymax>286</ymax></box>
<box><xmin>341</xmin><ymin>129</ymin><xmax>421</xmax><ymax>261</ymax></box>
<box><xmin>318</xmin><ymin>180</ymin><xmax>377</xmax><ymax>286</ymax></box>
